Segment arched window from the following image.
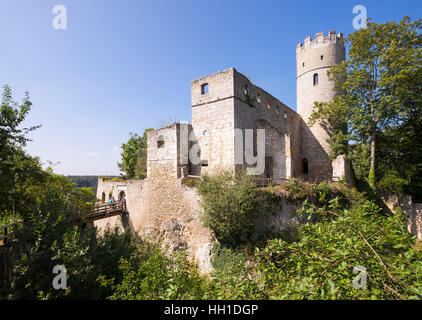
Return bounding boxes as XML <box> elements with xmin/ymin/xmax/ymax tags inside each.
<box><xmin>302</xmin><ymin>159</ymin><xmax>309</xmax><ymax>175</ymax></box>
<box><xmin>313</xmin><ymin>73</ymin><xmax>319</xmax><ymax>86</ymax></box>
<box><xmin>101</xmin><ymin>192</ymin><xmax>106</xmax><ymax>202</ymax></box>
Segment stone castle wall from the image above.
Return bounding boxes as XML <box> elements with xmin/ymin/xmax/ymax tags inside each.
<box><xmin>191</xmin><ymin>68</ymin><xmax>236</xmax><ymax>176</ymax></box>
<box><xmin>95</xmin><ymin>176</ymin><xmax>215</xmax><ymax>274</ymax></box>
<box><xmin>147</xmin><ymin>123</ymin><xmax>183</xmax><ymax>179</ymax></box>
<box><xmin>296</xmin><ymin>31</ymin><xmax>346</xmax><ymax>181</ymax></box>
<box><xmin>190</xmin><ymin>68</ymin><xmax>303</xmax><ymax>180</ymax></box>
<box><xmin>95</xmin><ymin>178</ymin><xmax>146</xmax><ymax>232</ymax></box>
<box><xmin>232</xmin><ymin>69</ymin><xmax>302</xmax><ymax>179</ymax></box>
<box><xmin>94</xmin><ymin>176</ymin><xmax>306</xmax><ymax>273</ymax></box>
<box><xmin>380</xmin><ymin>191</ymin><xmax>422</xmax><ymax>240</ymax></box>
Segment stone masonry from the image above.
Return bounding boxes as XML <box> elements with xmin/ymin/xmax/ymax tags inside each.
<box><xmin>94</xmin><ymin>32</ymin><xmax>369</xmax><ymax>273</ymax></box>
<box><xmin>146</xmin><ymin>31</ymin><xmax>348</xmax><ymax>182</ymax></box>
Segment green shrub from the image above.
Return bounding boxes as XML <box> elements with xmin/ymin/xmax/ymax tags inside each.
<box><xmin>108</xmin><ymin>242</ymin><xmax>207</xmax><ymax>300</ymax></box>
<box><xmin>378</xmin><ymin>171</ymin><xmax>409</xmax><ymax>195</ymax></box>
<box><xmin>211</xmin><ymin>245</ymin><xmax>246</xmax><ymax>276</ymax></box>
<box><xmin>181</xmin><ymin>176</ymin><xmax>199</xmax><ymax>188</ymax></box>
<box><xmin>252</xmin><ymin>199</ymin><xmax>422</xmax><ymax>299</ymax></box>
<box><xmin>197</xmin><ymin>172</ymin><xmax>260</xmax><ymax>247</ymax></box>
<box><xmin>206</xmin><ymin>245</ymin><xmax>265</xmax><ymax>300</ymax></box>
<box><xmin>285</xmin><ymin>177</ymin><xmax>310</xmax><ymax>200</ymax></box>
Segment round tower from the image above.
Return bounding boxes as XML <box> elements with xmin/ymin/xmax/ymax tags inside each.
<box><xmin>296</xmin><ymin>31</ymin><xmax>345</xmax><ymax>180</ymax></box>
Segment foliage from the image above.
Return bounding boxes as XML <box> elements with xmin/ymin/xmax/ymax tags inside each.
<box><xmin>197</xmin><ymin>172</ymin><xmax>260</xmax><ymax>247</ymax></box>
<box><xmin>206</xmin><ymin>245</ymin><xmax>264</xmax><ymax>299</ymax></box>
<box><xmin>309</xmin><ymin>17</ymin><xmax>422</xmax><ymax>197</ymax></box>
<box><xmin>118</xmin><ymin>129</ymin><xmax>153</xmax><ymax>179</ymax></box>
<box><xmin>108</xmin><ymin>243</ymin><xmax>207</xmax><ymax>300</ymax></box>
<box><xmin>1</xmin><ymin>61</ymin><xmax>421</xmax><ymax>300</ymax></box>
<box><xmin>67</xmin><ymin>176</ymin><xmax>101</xmax><ymax>194</ymax></box>
<box><xmin>0</xmin><ymin>85</ymin><xmax>45</xmax><ymax>218</ymax></box>
<box><xmin>254</xmin><ymin>201</ymin><xmax>422</xmax><ymax>299</ymax></box>
<box><xmin>208</xmin><ymin>192</ymin><xmax>422</xmax><ymax>300</ymax></box>
<box><xmin>0</xmin><ymin>85</ymin><xmax>208</xmax><ymax>301</ymax></box>
<box><xmin>181</xmin><ymin>176</ymin><xmax>199</xmax><ymax>188</ymax></box>
<box><xmin>6</xmin><ymin>171</ymin><xmax>135</xmax><ymax>299</ymax></box>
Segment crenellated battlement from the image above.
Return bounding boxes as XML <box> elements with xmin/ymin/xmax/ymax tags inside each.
<box><xmin>296</xmin><ymin>31</ymin><xmax>344</xmax><ymax>54</ymax></box>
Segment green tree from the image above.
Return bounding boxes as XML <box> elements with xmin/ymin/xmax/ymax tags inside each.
<box><xmin>310</xmin><ymin>17</ymin><xmax>422</xmax><ymax>194</ymax></box>
<box><xmin>118</xmin><ymin>129</ymin><xmax>153</xmax><ymax>179</ymax></box>
<box><xmin>0</xmin><ymin>85</ymin><xmax>44</xmax><ymax>220</ymax></box>
<box><xmin>108</xmin><ymin>243</ymin><xmax>207</xmax><ymax>300</ymax></box>
<box><xmin>197</xmin><ymin>172</ymin><xmax>260</xmax><ymax>247</ymax></box>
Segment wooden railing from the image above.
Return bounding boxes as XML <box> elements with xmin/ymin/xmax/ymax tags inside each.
<box><xmin>71</xmin><ymin>201</ymin><xmax>127</xmax><ymax>223</ymax></box>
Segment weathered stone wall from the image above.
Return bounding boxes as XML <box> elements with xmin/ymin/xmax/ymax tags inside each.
<box><xmin>94</xmin><ymin>177</ymin><xmax>215</xmax><ymax>274</ymax></box>
<box><xmin>332</xmin><ymin>155</ymin><xmax>356</xmax><ymax>186</ymax></box>
<box><xmin>147</xmin><ymin>123</ymin><xmax>188</xmax><ymax>179</ymax></box>
<box><xmin>95</xmin><ymin>178</ymin><xmax>146</xmax><ymax>232</ymax></box>
<box><xmin>254</xmin><ymin>198</ymin><xmax>300</xmax><ymax>240</ymax></box>
<box><xmin>191</xmin><ymin>67</ymin><xmax>302</xmax><ymax>179</ymax></box>
<box><xmin>296</xmin><ymin>31</ymin><xmax>346</xmax><ymax>181</ymax></box>
<box><xmin>191</xmin><ymin>68</ymin><xmax>236</xmax><ymax>176</ymax></box>
<box><xmin>232</xmin><ymin>69</ymin><xmax>302</xmax><ymax>179</ymax></box>
<box><xmin>96</xmin><ymin>178</ymin><xmax>128</xmax><ymax>202</ymax></box>
<box><xmin>380</xmin><ymin>192</ymin><xmax>422</xmax><ymax>240</ymax></box>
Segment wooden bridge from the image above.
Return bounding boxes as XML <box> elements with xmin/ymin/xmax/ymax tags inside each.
<box><xmin>70</xmin><ymin>201</ymin><xmax>127</xmax><ymax>224</ymax></box>
<box><xmin>0</xmin><ymin>203</ymin><xmax>127</xmax><ymax>287</ymax></box>
<box><xmin>0</xmin><ymin>201</ymin><xmax>127</xmax><ymax>246</ymax></box>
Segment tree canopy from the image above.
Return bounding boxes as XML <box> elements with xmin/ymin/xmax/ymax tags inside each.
<box><xmin>310</xmin><ymin>17</ymin><xmax>422</xmax><ymax>199</ymax></box>
<box><xmin>118</xmin><ymin>129</ymin><xmax>153</xmax><ymax>180</ymax></box>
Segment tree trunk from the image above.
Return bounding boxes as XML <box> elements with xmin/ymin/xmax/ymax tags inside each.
<box><xmin>369</xmin><ymin>109</ymin><xmax>377</xmax><ymax>191</ymax></box>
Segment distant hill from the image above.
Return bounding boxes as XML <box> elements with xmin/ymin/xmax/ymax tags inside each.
<box><xmin>67</xmin><ymin>176</ymin><xmax>119</xmax><ymax>194</ymax></box>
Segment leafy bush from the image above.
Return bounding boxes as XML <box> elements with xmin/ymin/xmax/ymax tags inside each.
<box><xmin>207</xmin><ymin>245</ymin><xmax>264</xmax><ymax>300</ymax></box>
<box><xmin>256</xmin><ymin>200</ymin><xmax>422</xmax><ymax>299</ymax></box>
<box><xmin>108</xmin><ymin>243</ymin><xmax>207</xmax><ymax>300</ymax></box>
<box><xmin>209</xmin><ymin>198</ymin><xmax>422</xmax><ymax>300</ymax></box>
<box><xmin>197</xmin><ymin>172</ymin><xmax>260</xmax><ymax>247</ymax></box>
<box><xmin>5</xmin><ymin>172</ymin><xmax>139</xmax><ymax>300</ymax></box>
<box><xmin>378</xmin><ymin>171</ymin><xmax>409</xmax><ymax>195</ymax></box>
<box><xmin>181</xmin><ymin>176</ymin><xmax>199</xmax><ymax>188</ymax></box>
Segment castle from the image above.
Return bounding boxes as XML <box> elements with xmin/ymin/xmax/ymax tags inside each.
<box><xmin>146</xmin><ymin>31</ymin><xmax>353</xmax><ymax>184</ymax></box>
<box><xmin>95</xmin><ymin>32</ymin><xmax>358</xmax><ymax>272</ymax></box>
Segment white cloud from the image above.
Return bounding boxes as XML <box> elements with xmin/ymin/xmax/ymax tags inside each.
<box><xmin>112</xmin><ymin>146</ymin><xmax>119</xmax><ymax>153</ymax></box>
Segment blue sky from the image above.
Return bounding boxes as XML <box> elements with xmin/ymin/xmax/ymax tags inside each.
<box><xmin>0</xmin><ymin>0</ymin><xmax>420</xmax><ymax>175</ymax></box>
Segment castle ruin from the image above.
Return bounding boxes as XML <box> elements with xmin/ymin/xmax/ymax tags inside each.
<box><xmin>146</xmin><ymin>31</ymin><xmax>353</xmax><ymax>183</ymax></box>
<box><xmin>95</xmin><ymin>32</ymin><xmax>359</xmax><ymax>272</ymax></box>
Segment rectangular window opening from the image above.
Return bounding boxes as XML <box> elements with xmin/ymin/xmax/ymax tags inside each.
<box><xmin>201</xmin><ymin>160</ymin><xmax>209</xmax><ymax>167</ymax></box>
<box><xmin>201</xmin><ymin>83</ymin><xmax>209</xmax><ymax>95</ymax></box>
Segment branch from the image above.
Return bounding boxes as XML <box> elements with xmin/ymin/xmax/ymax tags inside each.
<box><xmin>357</xmin><ymin>230</ymin><xmax>407</xmax><ymax>294</ymax></box>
